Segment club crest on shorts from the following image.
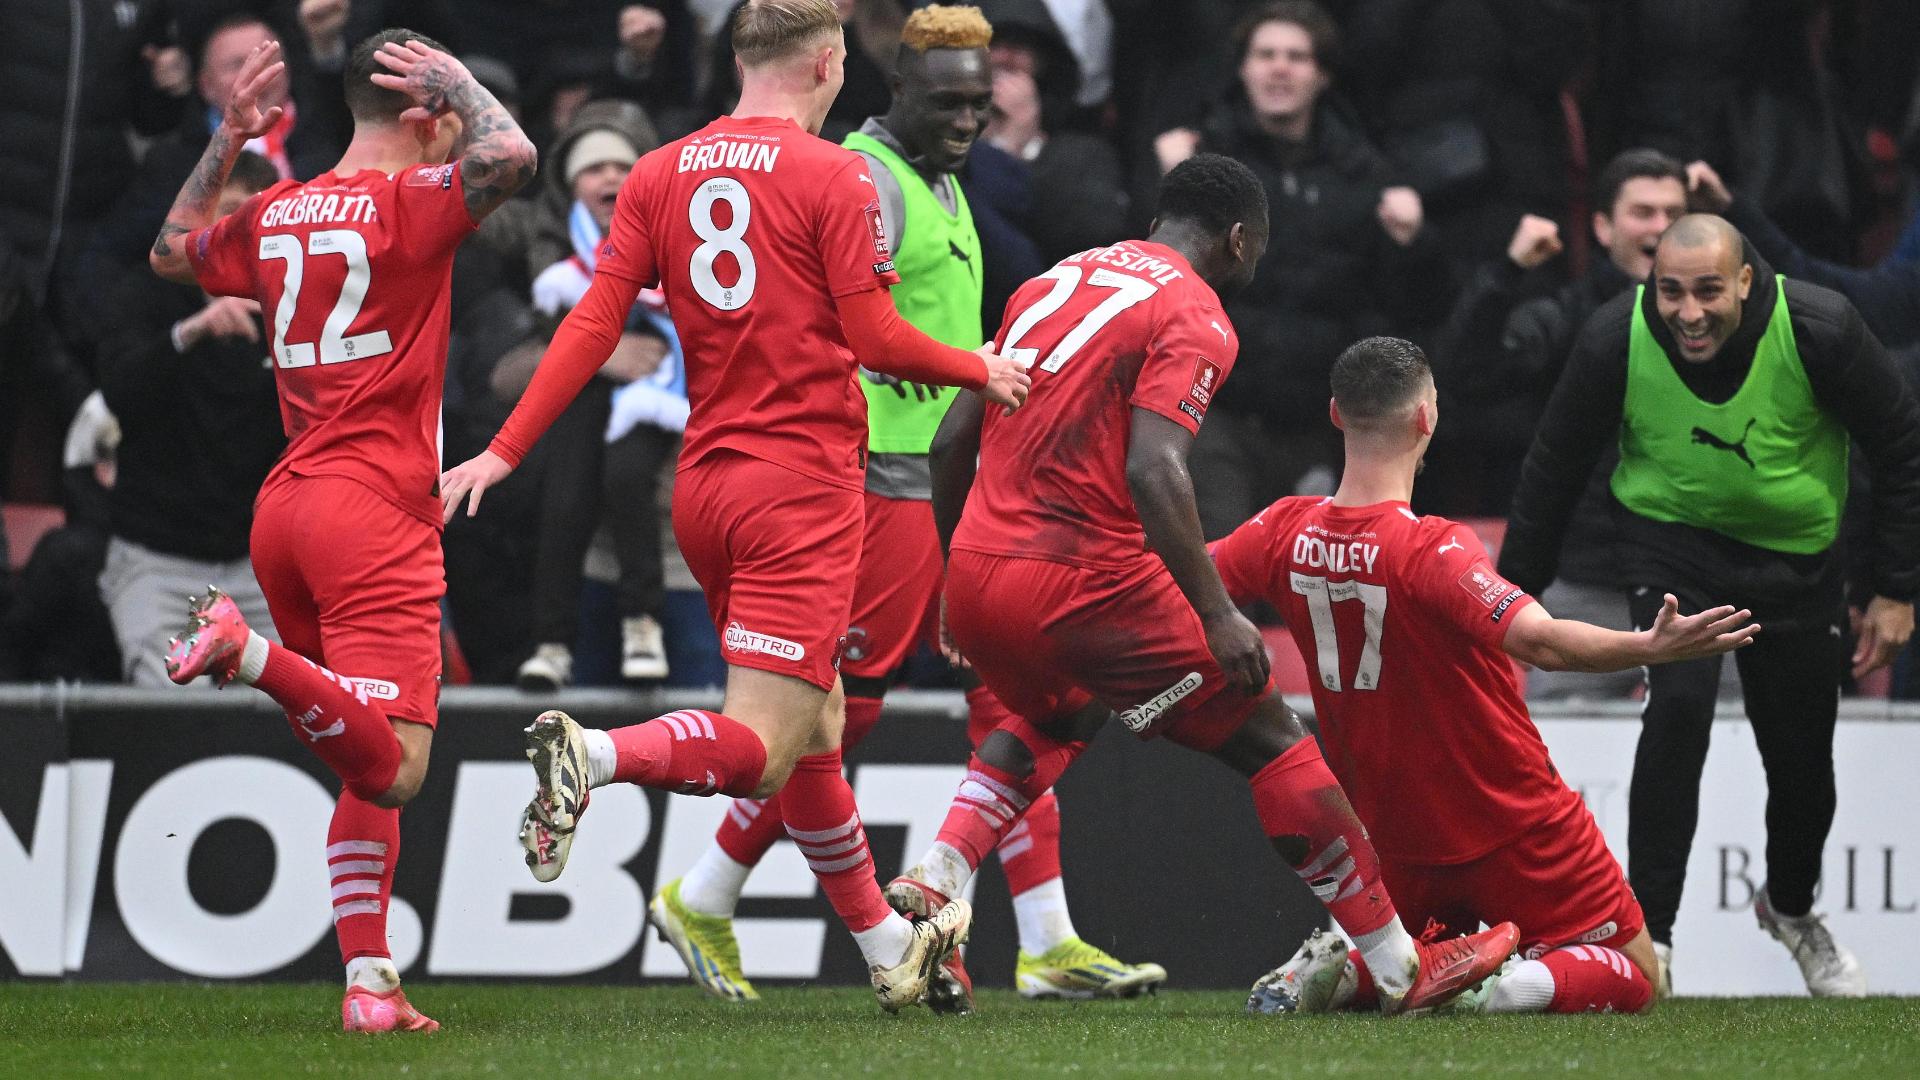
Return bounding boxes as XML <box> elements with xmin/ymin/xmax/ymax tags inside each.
<box><xmin>1120</xmin><ymin>671</ymin><xmax>1204</xmax><ymax>733</ymax></box>
<box><xmin>842</xmin><ymin>626</ymin><xmax>869</xmax><ymax>663</ymax></box>
<box><xmin>724</xmin><ymin>621</ymin><xmax>806</xmax><ymax>661</ymax></box>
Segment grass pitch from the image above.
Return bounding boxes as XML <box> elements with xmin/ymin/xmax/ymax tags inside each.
<box><xmin>3</xmin><ymin>983</ymin><xmax>1915</xmax><ymax>1078</ymax></box>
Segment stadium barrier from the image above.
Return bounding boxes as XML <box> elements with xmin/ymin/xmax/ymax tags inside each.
<box><xmin>3</xmin><ymin>686</ymin><xmax>1916</xmax><ymax>995</ymax></box>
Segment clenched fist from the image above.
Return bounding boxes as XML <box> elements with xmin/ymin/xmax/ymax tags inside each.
<box><xmin>1506</xmin><ymin>214</ymin><xmax>1563</xmax><ymax>270</ymax></box>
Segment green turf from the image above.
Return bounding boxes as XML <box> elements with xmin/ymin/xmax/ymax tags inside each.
<box><xmin>3</xmin><ymin>984</ymin><xmax>1915</xmax><ymax>1078</ymax></box>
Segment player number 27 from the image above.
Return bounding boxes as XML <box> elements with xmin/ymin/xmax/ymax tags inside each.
<box><xmin>257</xmin><ymin>231</ymin><xmax>393</xmax><ymax>369</ymax></box>
<box><xmin>1288</xmin><ymin>573</ymin><xmax>1388</xmax><ymax>693</ymax></box>
<box><xmin>1000</xmin><ymin>265</ymin><xmax>1158</xmax><ymax>372</ymax></box>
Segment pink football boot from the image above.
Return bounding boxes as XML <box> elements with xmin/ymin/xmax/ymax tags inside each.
<box><xmin>342</xmin><ymin>985</ymin><xmax>440</xmax><ymax>1033</ymax></box>
<box><xmin>164</xmin><ymin>586</ymin><xmax>250</xmax><ymax>686</ymax></box>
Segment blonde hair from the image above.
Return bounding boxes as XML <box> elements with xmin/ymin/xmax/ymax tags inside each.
<box><xmin>901</xmin><ymin>5</ymin><xmax>992</xmax><ymax>52</ymax></box>
<box><xmin>733</xmin><ymin>0</ymin><xmax>843</xmax><ymax>67</ymax></box>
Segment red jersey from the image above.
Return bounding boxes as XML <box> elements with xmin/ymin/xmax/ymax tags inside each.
<box><xmin>592</xmin><ymin>115</ymin><xmax>901</xmax><ymax>490</ymax></box>
<box><xmin>187</xmin><ymin>164</ymin><xmax>476</xmax><ymax>527</ymax></box>
<box><xmin>1210</xmin><ymin>497</ymin><xmax>1578</xmax><ymax>864</ymax></box>
<box><xmin>952</xmin><ymin>241</ymin><xmax>1236</xmax><ymax>569</ymax></box>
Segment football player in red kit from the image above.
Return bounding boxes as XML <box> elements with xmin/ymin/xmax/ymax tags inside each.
<box><xmin>1219</xmin><ymin>336</ymin><xmax>1758</xmax><ymax>1015</ymax></box>
<box><xmin>887</xmin><ymin>154</ymin><xmax>1518</xmax><ymax>1015</ymax></box>
<box><xmin>153</xmin><ymin>33</ymin><xmax>535</xmax><ymax>1030</ymax></box>
<box><xmin>435</xmin><ymin>0</ymin><xmax>1028</xmax><ymax>1013</ymax></box>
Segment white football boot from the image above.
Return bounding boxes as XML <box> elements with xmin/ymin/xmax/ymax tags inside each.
<box><xmin>1755</xmin><ymin>884</ymin><xmax>1865</xmax><ymax>997</ymax></box>
<box><xmin>519</xmin><ymin>710</ymin><xmax>592</xmax><ymax>882</ymax></box>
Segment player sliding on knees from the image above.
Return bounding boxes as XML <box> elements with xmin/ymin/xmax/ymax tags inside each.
<box><xmin>437</xmin><ymin>0</ymin><xmax>1028</xmax><ymax>1014</ymax></box>
<box><xmin>886</xmin><ymin>153</ymin><xmax>1518</xmax><ymax>1016</ymax></box>
<box><xmin>1232</xmin><ymin>337</ymin><xmax>1758</xmax><ymax>1016</ymax></box>
<box><xmin>154</xmin><ymin>32</ymin><xmax>536</xmax><ymax>1032</ymax></box>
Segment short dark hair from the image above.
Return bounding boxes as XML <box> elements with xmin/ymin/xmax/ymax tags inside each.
<box><xmin>1158</xmin><ymin>153</ymin><xmax>1268</xmax><ymax>237</ymax></box>
<box><xmin>346</xmin><ymin>28</ymin><xmax>452</xmax><ymax>123</ymax></box>
<box><xmin>1233</xmin><ymin>1</ymin><xmax>1339</xmax><ymax>71</ymax></box>
<box><xmin>1592</xmin><ymin>148</ymin><xmax>1686</xmax><ymax>219</ymax></box>
<box><xmin>1330</xmin><ymin>337</ymin><xmax>1432</xmax><ymax>421</ymax></box>
<box><xmin>226</xmin><ymin>151</ymin><xmax>278</xmax><ymax>194</ymax></box>
<box><xmin>196</xmin><ymin>13</ymin><xmax>271</xmax><ymax>67</ymax></box>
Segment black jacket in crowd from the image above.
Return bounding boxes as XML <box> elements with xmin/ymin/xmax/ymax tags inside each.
<box><xmin>2</xmin><ymin>0</ymin><xmax>178</xmax><ymax>296</ymax></box>
<box><xmin>1196</xmin><ymin>94</ymin><xmax>1451</xmax><ymax>428</ymax></box>
<box><xmin>97</xmin><ymin>274</ymin><xmax>286</xmax><ymax>562</ymax></box>
<box><xmin>1435</xmin><ymin>253</ymin><xmax>1634</xmax><ymax>579</ymax></box>
<box><xmin>1499</xmin><ymin>247</ymin><xmax>1920</xmax><ymax>623</ymax></box>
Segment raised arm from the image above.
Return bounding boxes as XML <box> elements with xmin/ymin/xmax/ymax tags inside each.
<box><xmin>1126</xmin><ymin>408</ymin><xmax>1269</xmax><ymax>693</ymax></box>
<box><xmin>1502</xmin><ymin>593</ymin><xmax>1758</xmax><ymax>672</ymax></box>
<box><xmin>369</xmin><ymin>40</ymin><xmax>536</xmax><ymax>223</ymax></box>
<box><xmin>149</xmin><ymin>40</ymin><xmax>286</xmax><ymax>284</ymax></box>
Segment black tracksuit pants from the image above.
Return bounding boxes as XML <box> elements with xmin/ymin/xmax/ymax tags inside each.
<box><xmin>1625</xmin><ymin>582</ymin><xmax>1847</xmax><ymax>944</ymax></box>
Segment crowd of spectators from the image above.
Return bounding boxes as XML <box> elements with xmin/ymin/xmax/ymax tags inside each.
<box><xmin>4</xmin><ymin>0</ymin><xmax>1918</xmax><ymax>696</ymax></box>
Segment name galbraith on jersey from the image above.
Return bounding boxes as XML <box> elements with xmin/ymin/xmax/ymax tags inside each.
<box><xmin>260</xmin><ymin>191</ymin><xmax>379</xmax><ymax>228</ymax></box>
<box><xmin>676</xmin><ymin>138</ymin><xmax>782</xmax><ymax>174</ymax></box>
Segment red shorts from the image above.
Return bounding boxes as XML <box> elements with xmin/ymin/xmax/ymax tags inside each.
<box><xmin>673</xmin><ymin>451</ymin><xmax>861</xmax><ymax>692</ymax></box>
<box><xmin>842</xmin><ymin>492</ymin><xmax>942</xmax><ymax>680</ymax></box>
<box><xmin>1379</xmin><ymin>796</ymin><xmax>1645</xmax><ymax>957</ymax></box>
<box><xmin>945</xmin><ymin>549</ymin><xmax>1265</xmax><ymax>751</ymax></box>
<box><xmin>250</xmin><ymin>475</ymin><xmax>444</xmax><ymax>727</ymax></box>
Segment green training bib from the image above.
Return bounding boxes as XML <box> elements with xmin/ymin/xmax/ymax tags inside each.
<box><xmin>844</xmin><ymin>130</ymin><xmax>984</xmax><ymax>454</ymax></box>
<box><xmin>1610</xmin><ymin>279</ymin><xmax>1848</xmax><ymax>554</ymax></box>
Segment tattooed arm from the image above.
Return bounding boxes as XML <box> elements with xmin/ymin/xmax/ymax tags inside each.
<box><xmin>150</xmin><ymin>40</ymin><xmax>286</xmax><ymax>284</ymax></box>
<box><xmin>370</xmin><ymin>40</ymin><xmax>537</xmax><ymax>223</ymax></box>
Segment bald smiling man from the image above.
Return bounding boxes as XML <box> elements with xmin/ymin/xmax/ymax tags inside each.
<box><xmin>1498</xmin><ymin>213</ymin><xmax>1920</xmax><ymax>999</ymax></box>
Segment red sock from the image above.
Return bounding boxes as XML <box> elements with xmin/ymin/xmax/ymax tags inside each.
<box><xmin>780</xmin><ymin>749</ymin><xmax>892</xmax><ymax>932</ymax></box>
<box><xmin>1345</xmin><ymin>949</ymin><xmax>1379</xmax><ymax>1010</ymax></box>
<box><xmin>843</xmin><ymin>694</ymin><xmax>884</xmax><ymax>749</ymax></box>
<box><xmin>935</xmin><ymin>716</ymin><xmax>1087</xmax><ymax>870</ymax></box>
<box><xmin>328</xmin><ymin>791</ymin><xmax>399</xmax><ymax>964</ymax></box>
<box><xmin>998</xmin><ymin>789</ymin><xmax>1063</xmax><ymax>894</ymax></box>
<box><xmin>1540</xmin><ymin>946</ymin><xmax>1654</xmax><ymax>1013</ymax></box>
<box><xmin>964</xmin><ymin>683</ymin><xmax>1018</xmax><ymax>747</ymax></box>
<box><xmin>255</xmin><ymin>642</ymin><xmax>401</xmax><ymax>801</ymax></box>
<box><xmin>710</xmin><ymin>694</ymin><xmax>886</xmax><ymax>866</ymax></box>
<box><xmin>1250</xmin><ymin>738</ymin><xmax>1397</xmax><ymax>939</ymax></box>
<box><xmin>608</xmin><ymin>709</ymin><xmax>767</xmax><ymax>796</ymax></box>
<box><xmin>715</xmin><ymin>793</ymin><xmax>786</xmax><ymax>865</ymax></box>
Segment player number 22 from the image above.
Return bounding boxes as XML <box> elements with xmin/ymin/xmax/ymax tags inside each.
<box><xmin>257</xmin><ymin>231</ymin><xmax>393</xmax><ymax>369</ymax></box>
<box><xmin>1000</xmin><ymin>265</ymin><xmax>1158</xmax><ymax>372</ymax></box>
<box><xmin>689</xmin><ymin>177</ymin><xmax>756</xmax><ymax>310</ymax></box>
<box><xmin>1289</xmin><ymin>573</ymin><xmax>1388</xmax><ymax>693</ymax></box>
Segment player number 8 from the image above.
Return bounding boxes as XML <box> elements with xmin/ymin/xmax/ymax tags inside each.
<box><xmin>688</xmin><ymin>177</ymin><xmax>756</xmax><ymax>310</ymax></box>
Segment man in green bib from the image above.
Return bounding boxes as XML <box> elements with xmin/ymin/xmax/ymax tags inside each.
<box><xmin>649</xmin><ymin>4</ymin><xmax>1161</xmax><ymax>1013</ymax></box>
<box><xmin>1501</xmin><ymin>214</ymin><xmax>1920</xmax><ymax>998</ymax></box>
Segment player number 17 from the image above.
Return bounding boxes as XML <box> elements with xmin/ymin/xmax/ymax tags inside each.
<box><xmin>1288</xmin><ymin>573</ymin><xmax>1388</xmax><ymax>692</ymax></box>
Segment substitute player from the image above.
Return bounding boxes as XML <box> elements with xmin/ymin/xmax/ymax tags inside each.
<box><xmin>888</xmin><ymin>154</ymin><xmax>1518</xmax><ymax>1015</ymax></box>
<box><xmin>650</xmin><ymin>4</ymin><xmax>1159</xmax><ymax>1011</ymax></box>
<box><xmin>436</xmin><ymin>0</ymin><xmax>1028</xmax><ymax>1013</ymax></box>
<box><xmin>155</xmin><ymin>33</ymin><xmax>536</xmax><ymax>1031</ymax></box>
<box><xmin>1226</xmin><ymin>336</ymin><xmax>1758</xmax><ymax>1015</ymax></box>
